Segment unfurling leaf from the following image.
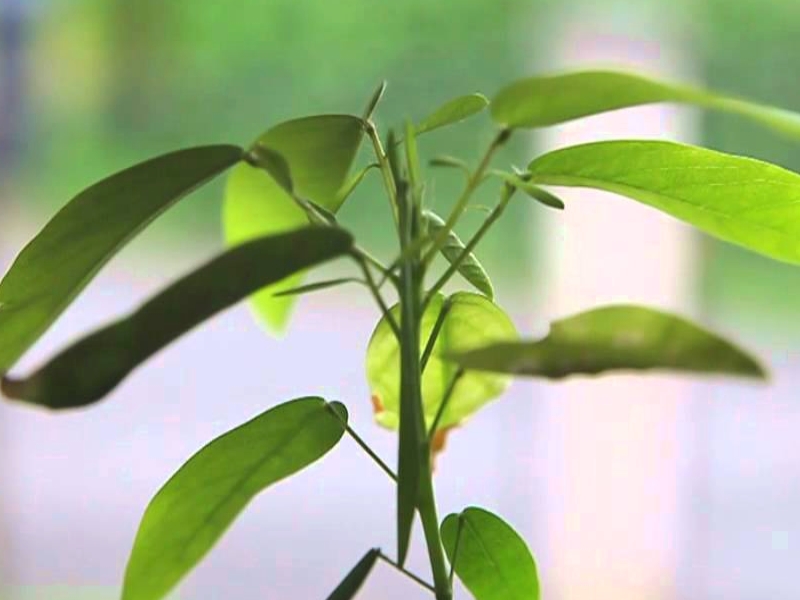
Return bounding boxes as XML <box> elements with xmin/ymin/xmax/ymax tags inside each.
<box><xmin>0</xmin><ymin>145</ymin><xmax>242</xmax><ymax>373</ymax></box>
<box><xmin>422</xmin><ymin>210</ymin><xmax>495</xmax><ymax>298</ymax></box>
<box><xmin>224</xmin><ymin>115</ymin><xmax>364</xmax><ymax>334</ymax></box>
<box><xmin>417</xmin><ymin>93</ymin><xmax>489</xmax><ymax>134</ymax></box>
<box><xmin>491</xmin><ymin>69</ymin><xmax>800</xmax><ymax>137</ymax></box>
<box><xmin>326</xmin><ymin>549</ymin><xmax>380</xmax><ymax>600</ymax></box>
<box><xmin>447</xmin><ymin>304</ymin><xmax>766</xmax><ymax>380</ymax></box>
<box><xmin>2</xmin><ymin>227</ymin><xmax>353</xmax><ymax>408</ymax></box>
<box><xmin>122</xmin><ymin>397</ymin><xmax>348</xmax><ymax>600</ymax></box>
<box><xmin>491</xmin><ymin>171</ymin><xmax>565</xmax><ymax>210</ymax></box>
<box><xmin>441</xmin><ymin>507</ymin><xmax>540</xmax><ymax>600</ymax></box>
<box><xmin>366</xmin><ymin>292</ymin><xmax>517</xmax><ymax>432</ymax></box>
<box><xmin>527</xmin><ymin>140</ymin><xmax>800</xmax><ymax>265</ymax></box>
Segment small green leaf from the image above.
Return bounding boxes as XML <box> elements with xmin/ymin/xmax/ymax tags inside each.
<box><xmin>441</xmin><ymin>507</ymin><xmax>540</xmax><ymax>600</ymax></box>
<box><xmin>423</xmin><ymin>210</ymin><xmax>494</xmax><ymax>299</ymax></box>
<box><xmin>527</xmin><ymin>140</ymin><xmax>800</xmax><ymax>265</ymax></box>
<box><xmin>224</xmin><ymin>115</ymin><xmax>365</xmax><ymax>334</ymax></box>
<box><xmin>326</xmin><ymin>548</ymin><xmax>380</xmax><ymax>600</ymax></box>
<box><xmin>447</xmin><ymin>304</ymin><xmax>766</xmax><ymax>380</ymax></box>
<box><xmin>272</xmin><ymin>277</ymin><xmax>364</xmax><ymax>298</ymax></box>
<box><xmin>417</xmin><ymin>93</ymin><xmax>489</xmax><ymax>134</ymax></box>
<box><xmin>366</xmin><ymin>292</ymin><xmax>517</xmax><ymax>432</ymax></box>
<box><xmin>491</xmin><ymin>69</ymin><xmax>800</xmax><ymax>137</ymax></box>
<box><xmin>490</xmin><ymin>171</ymin><xmax>565</xmax><ymax>210</ymax></box>
<box><xmin>122</xmin><ymin>397</ymin><xmax>348</xmax><ymax>600</ymax></box>
<box><xmin>2</xmin><ymin>227</ymin><xmax>353</xmax><ymax>409</ymax></box>
<box><xmin>362</xmin><ymin>80</ymin><xmax>387</xmax><ymax>120</ymax></box>
<box><xmin>0</xmin><ymin>145</ymin><xmax>242</xmax><ymax>373</ymax></box>
<box><xmin>429</xmin><ymin>155</ymin><xmax>470</xmax><ymax>175</ymax></box>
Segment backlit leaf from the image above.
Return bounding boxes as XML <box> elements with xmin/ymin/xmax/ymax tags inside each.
<box><xmin>441</xmin><ymin>507</ymin><xmax>539</xmax><ymax>600</ymax></box>
<box><xmin>417</xmin><ymin>93</ymin><xmax>489</xmax><ymax>134</ymax></box>
<box><xmin>122</xmin><ymin>397</ymin><xmax>348</xmax><ymax>600</ymax></box>
<box><xmin>448</xmin><ymin>304</ymin><xmax>766</xmax><ymax>380</ymax></box>
<box><xmin>2</xmin><ymin>227</ymin><xmax>353</xmax><ymax>408</ymax></box>
<box><xmin>527</xmin><ymin>140</ymin><xmax>800</xmax><ymax>265</ymax></box>
<box><xmin>366</xmin><ymin>292</ymin><xmax>517</xmax><ymax>432</ymax></box>
<box><xmin>0</xmin><ymin>145</ymin><xmax>242</xmax><ymax>373</ymax></box>
<box><xmin>224</xmin><ymin>115</ymin><xmax>364</xmax><ymax>334</ymax></box>
<box><xmin>491</xmin><ymin>69</ymin><xmax>800</xmax><ymax>136</ymax></box>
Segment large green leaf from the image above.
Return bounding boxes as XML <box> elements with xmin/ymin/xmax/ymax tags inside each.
<box><xmin>366</xmin><ymin>292</ymin><xmax>517</xmax><ymax>432</ymax></box>
<box><xmin>0</xmin><ymin>145</ymin><xmax>242</xmax><ymax>373</ymax></box>
<box><xmin>422</xmin><ymin>210</ymin><xmax>494</xmax><ymax>299</ymax></box>
<box><xmin>417</xmin><ymin>93</ymin><xmax>489</xmax><ymax>134</ymax></box>
<box><xmin>448</xmin><ymin>304</ymin><xmax>765</xmax><ymax>380</ymax></box>
<box><xmin>223</xmin><ymin>115</ymin><xmax>365</xmax><ymax>334</ymax></box>
<box><xmin>326</xmin><ymin>549</ymin><xmax>380</xmax><ymax>600</ymax></box>
<box><xmin>441</xmin><ymin>507</ymin><xmax>539</xmax><ymax>600</ymax></box>
<box><xmin>2</xmin><ymin>227</ymin><xmax>353</xmax><ymax>409</ymax></box>
<box><xmin>121</xmin><ymin>397</ymin><xmax>348</xmax><ymax>600</ymax></box>
<box><xmin>527</xmin><ymin>140</ymin><xmax>800</xmax><ymax>266</ymax></box>
<box><xmin>491</xmin><ymin>69</ymin><xmax>800</xmax><ymax>136</ymax></box>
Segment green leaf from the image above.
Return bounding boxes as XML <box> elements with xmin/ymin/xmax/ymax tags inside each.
<box><xmin>2</xmin><ymin>227</ymin><xmax>353</xmax><ymax>409</ymax></box>
<box><xmin>527</xmin><ymin>140</ymin><xmax>800</xmax><ymax>265</ymax></box>
<box><xmin>490</xmin><ymin>171</ymin><xmax>565</xmax><ymax>211</ymax></box>
<box><xmin>0</xmin><ymin>145</ymin><xmax>242</xmax><ymax>373</ymax></box>
<box><xmin>121</xmin><ymin>397</ymin><xmax>348</xmax><ymax>600</ymax></box>
<box><xmin>224</xmin><ymin>115</ymin><xmax>365</xmax><ymax>334</ymax></box>
<box><xmin>366</xmin><ymin>292</ymin><xmax>517</xmax><ymax>432</ymax></box>
<box><xmin>417</xmin><ymin>93</ymin><xmax>489</xmax><ymax>134</ymax></box>
<box><xmin>422</xmin><ymin>210</ymin><xmax>494</xmax><ymax>299</ymax></box>
<box><xmin>326</xmin><ymin>549</ymin><xmax>380</xmax><ymax>600</ymax></box>
<box><xmin>448</xmin><ymin>304</ymin><xmax>766</xmax><ymax>380</ymax></box>
<box><xmin>491</xmin><ymin>69</ymin><xmax>800</xmax><ymax>136</ymax></box>
<box><xmin>362</xmin><ymin>80</ymin><xmax>387</xmax><ymax>120</ymax></box>
<box><xmin>441</xmin><ymin>507</ymin><xmax>539</xmax><ymax>600</ymax></box>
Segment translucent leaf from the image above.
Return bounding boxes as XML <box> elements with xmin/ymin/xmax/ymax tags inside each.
<box><xmin>448</xmin><ymin>304</ymin><xmax>766</xmax><ymax>380</ymax></box>
<box><xmin>0</xmin><ymin>145</ymin><xmax>242</xmax><ymax>373</ymax></box>
<box><xmin>417</xmin><ymin>93</ymin><xmax>489</xmax><ymax>134</ymax></box>
<box><xmin>527</xmin><ymin>140</ymin><xmax>800</xmax><ymax>265</ymax></box>
<box><xmin>2</xmin><ymin>227</ymin><xmax>353</xmax><ymax>409</ymax></box>
<box><xmin>491</xmin><ymin>69</ymin><xmax>800</xmax><ymax>136</ymax></box>
<box><xmin>366</xmin><ymin>292</ymin><xmax>517</xmax><ymax>432</ymax></box>
<box><xmin>441</xmin><ymin>507</ymin><xmax>540</xmax><ymax>600</ymax></box>
<box><xmin>422</xmin><ymin>210</ymin><xmax>494</xmax><ymax>299</ymax></box>
<box><xmin>224</xmin><ymin>115</ymin><xmax>364</xmax><ymax>334</ymax></box>
<box><xmin>122</xmin><ymin>397</ymin><xmax>348</xmax><ymax>600</ymax></box>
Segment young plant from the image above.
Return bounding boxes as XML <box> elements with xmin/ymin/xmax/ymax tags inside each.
<box><xmin>2</xmin><ymin>69</ymin><xmax>800</xmax><ymax>600</ymax></box>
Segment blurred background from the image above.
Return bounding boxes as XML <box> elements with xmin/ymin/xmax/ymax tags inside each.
<box><xmin>0</xmin><ymin>0</ymin><xmax>798</xmax><ymax>598</ymax></box>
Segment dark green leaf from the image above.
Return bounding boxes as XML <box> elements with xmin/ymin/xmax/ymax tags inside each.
<box><xmin>367</xmin><ymin>292</ymin><xmax>517</xmax><ymax>431</ymax></box>
<box><xmin>326</xmin><ymin>548</ymin><xmax>380</xmax><ymax>600</ymax></box>
<box><xmin>2</xmin><ymin>227</ymin><xmax>353</xmax><ymax>408</ymax></box>
<box><xmin>224</xmin><ymin>115</ymin><xmax>365</xmax><ymax>334</ymax></box>
<box><xmin>0</xmin><ymin>145</ymin><xmax>242</xmax><ymax>373</ymax></box>
<box><xmin>491</xmin><ymin>69</ymin><xmax>800</xmax><ymax>136</ymax></box>
<box><xmin>441</xmin><ymin>507</ymin><xmax>539</xmax><ymax>600</ymax></box>
<box><xmin>272</xmin><ymin>277</ymin><xmax>364</xmax><ymax>298</ymax></box>
<box><xmin>448</xmin><ymin>304</ymin><xmax>766</xmax><ymax>380</ymax></box>
<box><xmin>527</xmin><ymin>140</ymin><xmax>800</xmax><ymax>265</ymax></box>
<box><xmin>121</xmin><ymin>397</ymin><xmax>348</xmax><ymax>600</ymax></box>
<box><xmin>417</xmin><ymin>93</ymin><xmax>489</xmax><ymax>134</ymax></box>
<box><xmin>429</xmin><ymin>155</ymin><xmax>470</xmax><ymax>174</ymax></box>
<box><xmin>422</xmin><ymin>211</ymin><xmax>494</xmax><ymax>298</ymax></box>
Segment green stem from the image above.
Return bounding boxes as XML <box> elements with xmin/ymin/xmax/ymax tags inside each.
<box><xmin>366</xmin><ymin>120</ymin><xmax>400</xmax><ymax>228</ymax></box>
<box><xmin>346</xmin><ymin>424</ymin><xmax>397</xmax><ymax>482</ymax></box>
<box><xmin>428</xmin><ymin>368</ymin><xmax>464</xmax><ymax>438</ymax></box>
<box><xmin>353</xmin><ymin>251</ymin><xmax>401</xmax><ymax>339</ymax></box>
<box><xmin>417</xmin><ymin>463</ymin><xmax>451</xmax><ymax>600</ymax></box>
<box><xmin>420</xmin><ymin>297</ymin><xmax>452</xmax><ymax>374</ymax></box>
<box><xmin>447</xmin><ymin>515</ymin><xmax>465</xmax><ymax>586</ymax></box>
<box><xmin>421</xmin><ymin>128</ymin><xmax>511</xmax><ymax>266</ymax></box>
<box><xmin>378</xmin><ymin>552</ymin><xmax>437</xmax><ymax>594</ymax></box>
<box><xmin>423</xmin><ymin>183</ymin><xmax>516</xmax><ymax>310</ymax></box>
